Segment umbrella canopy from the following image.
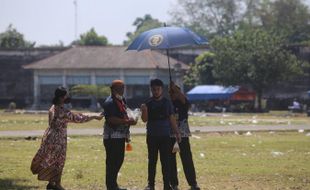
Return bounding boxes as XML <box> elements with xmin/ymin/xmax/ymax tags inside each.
<box><xmin>127</xmin><ymin>26</ymin><xmax>207</xmax><ymax>51</ymax></box>
<box><xmin>187</xmin><ymin>85</ymin><xmax>239</xmax><ymax>101</ymax></box>
<box><xmin>127</xmin><ymin>26</ymin><xmax>208</xmax><ymax>82</ymax></box>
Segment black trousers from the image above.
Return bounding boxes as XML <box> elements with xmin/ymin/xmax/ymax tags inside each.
<box><xmin>170</xmin><ymin>137</ymin><xmax>197</xmax><ymax>186</ymax></box>
<box><xmin>147</xmin><ymin>135</ymin><xmax>171</xmax><ymax>189</ymax></box>
<box><xmin>104</xmin><ymin>138</ymin><xmax>126</xmax><ymax>190</ymax></box>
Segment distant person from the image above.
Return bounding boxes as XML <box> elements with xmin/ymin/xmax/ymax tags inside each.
<box><xmin>289</xmin><ymin>98</ymin><xmax>301</xmax><ymax>112</ymax></box>
<box><xmin>169</xmin><ymin>81</ymin><xmax>200</xmax><ymax>190</ymax></box>
<box><xmin>102</xmin><ymin>80</ymin><xmax>137</xmax><ymax>190</ymax></box>
<box><xmin>141</xmin><ymin>79</ymin><xmax>181</xmax><ymax>190</ymax></box>
<box><xmin>31</xmin><ymin>86</ymin><xmax>103</xmax><ymax>190</ymax></box>
<box><xmin>293</xmin><ymin>99</ymin><xmax>301</xmax><ymax>109</ymax></box>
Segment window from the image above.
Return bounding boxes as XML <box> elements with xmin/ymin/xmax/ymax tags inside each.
<box><xmin>96</xmin><ymin>76</ymin><xmax>118</xmax><ymax>85</ymax></box>
<box><xmin>124</xmin><ymin>76</ymin><xmax>149</xmax><ymax>85</ymax></box>
<box><xmin>39</xmin><ymin>76</ymin><xmax>62</xmax><ymax>85</ymax></box>
<box><xmin>67</xmin><ymin>76</ymin><xmax>90</xmax><ymax>85</ymax></box>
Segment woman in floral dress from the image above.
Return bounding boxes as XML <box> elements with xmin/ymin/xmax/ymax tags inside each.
<box><xmin>31</xmin><ymin>87</ymin><xmax>103</xmax><ymax>190</ymax></box>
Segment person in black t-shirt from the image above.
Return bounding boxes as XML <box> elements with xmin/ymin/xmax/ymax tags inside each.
<box><xmin>169</xmin><ymin>81</ymin><xmax>200</xmax><ymax>190</ymax></box>
<box><xmin>141</xmin><ymin>79</ymin><xmax>181</xmax><ymax>190</ymax></box>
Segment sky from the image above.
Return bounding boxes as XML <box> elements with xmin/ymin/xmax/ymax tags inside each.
<box><xmin>0</xmin><ymin>0</ymin><xmax>177</xmax><ymax>46</ymax></box>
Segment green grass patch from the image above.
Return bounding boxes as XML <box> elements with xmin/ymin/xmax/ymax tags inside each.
<box><xmin>0</xmin><ymin>132</ymin><xmax>310</xmax><ymax>189</ymax></box>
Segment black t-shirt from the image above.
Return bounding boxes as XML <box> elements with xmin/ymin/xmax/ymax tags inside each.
<box><xmin>145</xmin><ymin>97</ymin><xmax>174</xmax><ymax>136</ymax></box>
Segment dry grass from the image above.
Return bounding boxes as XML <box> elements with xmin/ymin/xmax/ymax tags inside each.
<box><xmin>0</xmin><ymin>132</ymin><xmax>310</xmax><ymax>189</ymax></box>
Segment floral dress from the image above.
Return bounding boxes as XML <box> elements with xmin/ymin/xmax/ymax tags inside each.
<box><xmin>31</xmin><ymin>105</ymin><xmax>91</xmax><ymax>182</ymax></box>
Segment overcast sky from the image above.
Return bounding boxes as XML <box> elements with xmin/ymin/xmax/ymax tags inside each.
<box><xmin>0</xmin><ymin>0</ymin><xmax>177</xmax><ymax>46</ymax></box>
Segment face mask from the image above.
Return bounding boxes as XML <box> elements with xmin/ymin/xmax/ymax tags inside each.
<box><xmin>64</xmin><ymin>97</ymin><xmax>71</xmax><ymax>104</ymax></box>
<box><xmin>115</xmin><ymin>94</ymin><xmax>123</xmax><ymax>100</ymax></box>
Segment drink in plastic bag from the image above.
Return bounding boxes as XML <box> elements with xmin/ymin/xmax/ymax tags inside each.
<box><xmin>126</xmin><ymin>108</ymin><xmax>141</xmax><ymax>121</ymax></box>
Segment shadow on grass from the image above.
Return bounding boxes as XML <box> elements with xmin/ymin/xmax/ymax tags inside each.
<box><xmin>0</xmin><ymin>178</ymin><xmax>38</xmax><ymax>190</ymax></box>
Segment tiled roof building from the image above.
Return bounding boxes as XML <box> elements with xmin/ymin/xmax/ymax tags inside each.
<box><xmin>24</xmin><ymin>46</ymin><xmax>189</xmax><ymax>108</ymax></box>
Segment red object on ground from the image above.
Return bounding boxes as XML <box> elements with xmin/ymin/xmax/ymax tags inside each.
<box><xmin>231</xmin><ymin>87</ymin><xmax>256</xmax><ymax>101</ymax></box>
<box><xmin>126</xmin><ymin>143</ymin><xmax>133</xmax><ymax>151</ymax></box>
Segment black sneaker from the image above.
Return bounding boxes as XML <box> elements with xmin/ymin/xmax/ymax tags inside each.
<box><xmin>46</xmin><ymin>183</ymin><xmax>65</xmax><ymax>190</ymax></box>
<box><xmin>116</xmin><ymin>187</ymin><xmax>127</xmax><ymax>190</ymax></box>
<box><xmin>46</xmin><ymin>183</ymin><xmax>57</xmax><ymax>190</ymax></box>
<box><xmin>164</xmin><ymin>186</ymin><xmax>173</xmax><ymax>190</ymax></box>
<box><xmin>172</xmin><ymin>185</ymin><xmax>180</xmax><ymax>190</ymax></box>
<box><xmin>190</xmin><ymin>184</ymin><xmax>201</xmax><ymax>190</ymax></box>
<box><xmin>144</xmin><ymin>185</ymin><xmax>155</xmax><ymax>190</ymax></box>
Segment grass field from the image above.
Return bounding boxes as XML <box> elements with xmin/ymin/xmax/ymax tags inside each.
<box><xmin>0</xmin><ymin>132</ymin><xmax>310</xmax><ymax>190</ymax></box>
<box><xmin>0</xmin><ymin>111</ymin><xmax>309</xmax><ymax>131</ymax></box>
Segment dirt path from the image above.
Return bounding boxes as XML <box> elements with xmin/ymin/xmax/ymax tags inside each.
<box><xmin>0</xmin><ymin>125</ymin><xmax>309</xmax><ymax>137</ymax></box>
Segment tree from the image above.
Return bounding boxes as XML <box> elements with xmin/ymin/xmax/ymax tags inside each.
<box><xmin>170</xmin><ymin>0</ymin><xmax>310</xmax><ymax>44</ymax></box>
<box><xmin>76</xmin><ymin>28</ymin><xmax>108</xmax><ymax>46</ymax></box>
<box><xmin>258</xmin><ymin>0</ymin><xmax>310</xmax><ymax>43</ymax></box>
<box><xmin>169</xmin><ymin>0</ymin><xmax>243</xmax><ymax>38</ymax></box>
<box><xmin>210</xmin><ymin>28</ymin><xmax>304</xmax><ymax>110</ymax></box>
<box><xmin>123</xmin><ymin>14</ymin><xmax>163</xmax><ymax>45</ymax></box>
<box><xmin>70</xmin><ymin>85</ymin><xmax>110</xmax><ymax>110</ymax></box>
<box><xmin>0</xmin><ymin>24</ymin><xmax>34</xmax><ymax>48</ymax></box>
<box><xmin>184</xmin><ymin>51</ymin><xmax>216</xmax><ymax>87</ymax></box>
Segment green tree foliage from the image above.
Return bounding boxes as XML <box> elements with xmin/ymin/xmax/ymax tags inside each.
<box><xmin>169</xmin><ymin>0</ymin><xmax>243</xmax><ymax>37</ymax></box>
<box><xmin>184</xmin><ymin>52</ymin><xmax>216</xmax><ymax>87</ymax></box>
<box><xmin>170</xmin><ymin>0</ymin><xmax>310</xmax><ymax>44</ymax></box>
<box><xmin>76</xmin><ymin>28</ymin><xmax>108</xmax><ymax>46</ymax></box>
<box><xmin>71</xmin><ymin>84</ymin><xmax>110</xmax><ymax>110</ymax></box>
<box><xmin>71</xmin><ymin>84</ymin><xmax>110</xmax><ymax>98</ymax></box>
<box><xmin>258</xmin><ymin>0</ymin><xmax>310</xmax><ymax>43</ymax></box>
<box><xmin>123</xmin><ymin>14</ymin><xmax>163</xmax><ymax>45</ymax></box>
<box><xmin>210</xmin><ymin>29</ymin><xmax>304</xmax><ymax>110</ymax></box>
<box><xmin>0</xmin><ymin>24</ymin><xmax>34</xmax><ymax>48</ymax></box>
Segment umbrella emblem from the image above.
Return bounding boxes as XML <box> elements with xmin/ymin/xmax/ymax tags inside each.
<box><xmin>148</xmin><ymin>34</ymin><xmax>163</xmax><ymax>47</ymax></box>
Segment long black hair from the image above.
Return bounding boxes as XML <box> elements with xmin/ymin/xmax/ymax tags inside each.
<box><xmin>52</xmin><ymin>86</ymin><xmax>67</xmax><ymax>105</ymax></box>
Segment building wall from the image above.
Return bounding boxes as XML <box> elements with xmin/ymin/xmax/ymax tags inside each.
<box><xmin>33</xmin><ymin>68</ymin><xmax>184</xmax><ymax>109</ymax></box>
<box><xmin>0</xmin><ymin>48</ymin><xmax>188</xmax><ymax>109</ymax></box>
<box><xmin>0</xmin><ymin>48</ymin><xmax>66</xmax><ymax>108</ymax></box>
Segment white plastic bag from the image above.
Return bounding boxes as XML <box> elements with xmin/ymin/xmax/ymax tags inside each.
<box><xmin>172</xmin><ymin>142</ymin><xmax>180</xmax><ymax>153</ymax></box>
<box><xmin>126</xmin><ymin>108</ymin><xmax>141</xmax><ymax>121</ymax></box>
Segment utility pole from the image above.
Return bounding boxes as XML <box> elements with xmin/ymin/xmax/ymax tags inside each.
<box><xmin>73</xmin><ymin>0</ymin><xmax>78</xmax><ymax>40</ymax></box>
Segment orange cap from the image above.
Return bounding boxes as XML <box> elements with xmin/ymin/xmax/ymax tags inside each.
<box><xmin>111</xmin><ymin>80</ymin><xmax>124</xmax><ymax>87</ymax></box>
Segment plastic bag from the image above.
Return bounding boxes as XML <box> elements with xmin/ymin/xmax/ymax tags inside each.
<box><xmin>126</xmin><ymin>108</ymin><xmax>141</xmax><ymax>121</ymax></box>
<box><xmin>172</xmin><ymin>142</ymin><xmax>180</xmax><ymax>153</ymax></box>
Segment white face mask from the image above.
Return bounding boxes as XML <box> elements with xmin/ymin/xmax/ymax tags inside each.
<box><xmin>115</xmin><ymin>94</ymin><xmax>123</xmax><ymax>100</ymax></box>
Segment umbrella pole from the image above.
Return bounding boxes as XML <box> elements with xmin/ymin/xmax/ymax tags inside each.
<box><xmin>166</xmin><ymin>49</ymin><xmax>172</xmax><ymax>82</ymax></box>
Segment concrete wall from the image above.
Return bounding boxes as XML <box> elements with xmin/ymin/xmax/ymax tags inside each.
<box><xmin>0</xmin><ymin>48</ymin><xmax>66</xmax><ymax>108</ymax></box>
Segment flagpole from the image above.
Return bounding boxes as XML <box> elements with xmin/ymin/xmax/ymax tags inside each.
<box><xmin>73</xmin><ymin>0</ymin><xmax>78</xmax><ymax>40</ymax></box>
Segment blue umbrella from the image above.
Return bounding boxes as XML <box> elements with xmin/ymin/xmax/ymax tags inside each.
<box><xmin>127</xmin><ymin>26</ymin><xmax>208</xmax><ymax>81</ymax></box>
